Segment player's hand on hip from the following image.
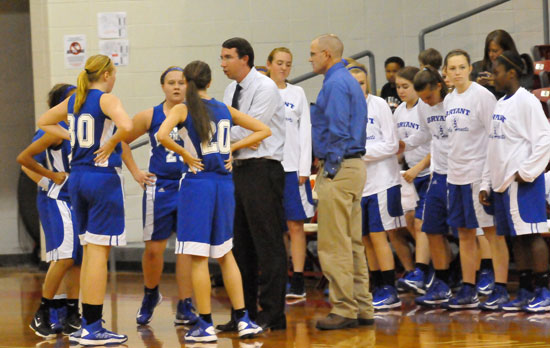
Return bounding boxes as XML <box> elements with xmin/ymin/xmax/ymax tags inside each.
<box><xmin>52</xmin><ymin>171</ymin><xmax>68</xmax><ymax>185</ymax></box>
<box><xmin>133</xmin><ymin>170</ymin><xmax>156</xmax><ymax>190</ymax></box>
<box><xmin>94</xmin><ymin>141</ymin><xmax>116</xmax><ymax>164</ymax></box>
<box><xmin>224</xmin><ymin>152</ymin><xmax>233</xmax><ymax>172</ymax></box>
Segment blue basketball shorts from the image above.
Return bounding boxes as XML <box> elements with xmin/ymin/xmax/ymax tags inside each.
<box><xmin>38</xmin><ymin>195</ymin><xmax>82</xmax><ymax>264</ymax></box>
<box><xmin>142</xmin><ymin>178</ymin><xmax>179</xmax><ymax>241</ymax></box>
<box><xmin>421</xmin><ymin>172</ymin><xmax>451</xmax><ymax>235</ymax></box>
<box><xmin>494</xmin><ymin>174</ymin><xmax>548</xmax><ymax>236</ymax></box>
<box><xmin>283</xmin><ymin>171</ymin><xmax>315</xmax><ymax>221</ymax></box>
<box><xmin>69</xmin><ymin>166</ymin><xmax>126</xmax><ymax>246</ymax></box>
<box><xmin>413</xmin><ymin>175</ymin><xmax>430</xmax><ymax>220</ymax></box>
<box><xmin>361</xmin><ymin>185</ymin><xmax>404</xmax><ymax>235</ymax></box>
<box><xmin>175</xmin><ymin>173</ymin><xmax>234</xmax><ymax>258</ymax></box>
<box><xmin>447</xmin><ymin>180</ymin><xmax>494</xmax><ymax>229</ymax></box>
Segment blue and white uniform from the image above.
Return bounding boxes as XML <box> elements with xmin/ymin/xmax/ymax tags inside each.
<box><xmin>395</xmin><ymin>101</ymin><xmax>431</xmax><ymax>220</ymax></box>
<box><xmin>175</xmin><ymin>98</ymin><xmax>234</xmax><ymax>258</ymax></box>
<box><xmin>67</xmin><ymin>89</ymin><xmax>126</xmax><ymax>246</ymax></box>
<box><xmin>142</xmin><ymin>103</ymin><xmax>186</xmax><ymax>241</ymax></box>
<box><xmin>32</xmin><ymin>128</ymin><xmax>81</xmax><ymax>262</ymax></box>
<box><xmin>361</xmin><ymin>94</ymin><xmax>404</xmax><ymax>234</ymax></box>
<box><xmin>403</xmin><ymin>100</ymin><xmax>450</xmax><ymax>234</ymax></box>
<box><xmin>483</xmin><ymin>87</ymin><xmax>550</xmax><ymax>236</ymax></box>
<box><xmin>280</xmin><ymin>84</ymin><xmax>314</xmax><ymax>221</ymax></box>
<box><xmin>445</xmin><ymin>82</ymin><xmax>496</xmax><ymax>229</ymax></box>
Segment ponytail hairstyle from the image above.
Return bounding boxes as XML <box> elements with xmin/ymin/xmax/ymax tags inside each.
<box><xmin>496</xmin><ymin>50</ymin><xmax>525</xmax><ymax>78</ymax></box>
<box><xmin>396</xmin><ymin>66</ymin><xmax>420</xmax><ymax>83</ymax></box>
<box><xmin>74</xmin><ymin>55</ymin><xmax>113</xmax><ymax>114</ymax></box>
<box><xmin>183</xmin><ymin>60</ymin><xmax>213</xmax><ymax>144</ymax></box>
<box><xmin>266</xmin><ymin>47</ymin><xmax>292</xmax><ymax>78</ymax></box>
<box><xmin>414</xmin><ymin>66</ymin><xmax>448</xmax><ymax>100</ymax></box>
<box><xmin>444</xmin><ymin>49</ymin><xmax>471</xmax><ymax>67</ymax></box>
<box><xmin>160</xmin><ymin>66</ymin><xmax>184</xmax><ymax>84</ymax></box>
<box><xmin>47</xmin><ymin>83</ymin><xmax>76</xmax><ymax>108</ymax></box>
<box><xmin>345</xmin><ymin>57</ymin><xmax>370</xmax><ymax>94</ymax></box>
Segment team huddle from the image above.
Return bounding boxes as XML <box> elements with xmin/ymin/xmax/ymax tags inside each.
<box><xmin>18</xmin><ymin>31</ymin><xmax>550</xmax><ymax>346</ymax></box>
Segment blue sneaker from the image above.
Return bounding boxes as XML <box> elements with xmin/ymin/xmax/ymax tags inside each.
<box><xmin>184</xmin><ymin>317</ymin><xmax>217</xmax><ymax>343</ymax></box>
<box><xmin>501</xmin><ymin>288</ymin><xmax>534</xmax><ymax>312</ymax></box>
<box><xmin>69</xmin><ymin>327</ymin><xmax>81</xmax><ymax>345</ymax></box>
<box><xmin>174</xmin><ymin>298</ymin><xmax>199</xmax><ymax>325</ymax></box>
<box><xmin>79</xmin><ymin>319</ymin><xmax>128</xmax><ymax>346</ymax></box>
<box><xmin>136</xmin><ymin>290</ymin><xmax>162</xmax><ymax>325</ymax></box>
<box><xmin>49</xmin><ymin>307</ymin><xmax>63</xmax><ymax>333</ymax></box>
<box><xmin>523</xmin><ymin>287</ymin><xmax>550</xmax><ymax>313</ymax></box>
<box><xmin>237</xmin><ymin>310</ymin><xmax>263</xmax><ymax>338</ymax></box>
<box><xmin>476</xmin><ymin>269</ymin><xmax>495</xmax><ymax>295</ymax></box>
<box><xmin>396</xmin><ymin>268</ymin><xmax>429</xmax><ymax>294</ymax></box>
<box><xmin>446</xmin><ymin>285</ymin><xmax>480</xmax><ymax>310</ymax></box>
<box><xmin>373</xmin><ymin>285</ymin><xmax>402</xmax><ymax>310</ymax></box>
<box><xmin>479</xmin><ymin>284</ymin><xmax>509</xmax><ymax>311</ymax></box>
<box><xmin>416</xmin><ymin>279</ymin><xmax>452</xmax><ymax>307</ymax></box>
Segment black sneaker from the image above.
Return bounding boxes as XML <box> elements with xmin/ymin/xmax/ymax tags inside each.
<box><xmin>62</xmin><ymin>311</ymin><xmax>81</xmax><ymax>335</ymax></box>
<box><xmin>286</xmin><ymin>274</ymin><xmax>306</xmax><ymax>299</ymax></box>
<box><xmin>30</xmin><ymin>309</ymin><xmax>56</xmax><ymax>339</ymax></box>
<box><xmin>215</xmin><ymin>318</ymin><xmax>237</xmax><ymax>332</ymax></box>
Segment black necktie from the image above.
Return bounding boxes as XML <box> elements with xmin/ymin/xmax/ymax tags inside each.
<box><xmin>231</xmin><ymin>84</ymin><xmax>242</xmax><ymax>109</ymax></box>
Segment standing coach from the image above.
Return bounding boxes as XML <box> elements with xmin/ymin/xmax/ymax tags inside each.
<box><xmin>309</xmin><ymin>34</ymin><xmax>373</xmax><ymax>330</ymax></box>
<box><xmin>218</xmin><ymin>37</ymin><xmax>287</xmax><ymax>331</ymax></box>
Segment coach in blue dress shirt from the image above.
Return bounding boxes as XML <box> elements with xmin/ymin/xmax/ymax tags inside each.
<box><xmin>309</xmin><ymin>34</ymin><xmax>373</xmax><ymax>330</ymax></box>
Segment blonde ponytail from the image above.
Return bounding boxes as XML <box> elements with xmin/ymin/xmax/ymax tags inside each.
<box><xmin>74</xmin><ymin>54</ymin><xmax>113</xmax><ymax>114</ymax></box>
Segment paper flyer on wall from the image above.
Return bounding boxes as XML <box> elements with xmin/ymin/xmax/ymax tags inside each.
<box><xmin>97</xmin><ymin>12</ymin><xmax>127</xmax><ymax>39</ymax></box>
<box><xmin>64</xmin><ymin>35</ymin><xmax>86</xmax><ymax>69</ymax></box>
<box><xmin>99</xmin><ymin>39</ymin><xmax>129</xmax><ymax>66</ymax></box>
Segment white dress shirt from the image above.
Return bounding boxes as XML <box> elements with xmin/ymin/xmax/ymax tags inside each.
<box><xmin>223</xmin><ymin>67</ymin><xmax>286</xmax><ymax>161</ymax></box>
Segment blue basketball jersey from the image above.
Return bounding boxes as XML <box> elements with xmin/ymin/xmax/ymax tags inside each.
<box><xmin>31</xmin><ymin>125</ymin><xmax>71</xmax><ymax>201</ymax></box>
<box><xmin>67</xmin><ymin>89</ymin><xmax>122</xmax><ymax>169</ymax></box>
<box><xmin>178</xmin><ymin>98</ymin><xmax>233</xmax><ymax>175</ymax></box>
<box><xmin>148</xmin><ymin>103</ymin><xmax>186</xmax><ymax>179</ymax></box>
<box><xmin>32</xmin><ymin>130</ymin><xmax>48</xmax><ymax>168</ymax></box>
<box><xmin>45</xmin><ymin>121</ymin><xmax>71</xmax><ymax>201</ymax></box>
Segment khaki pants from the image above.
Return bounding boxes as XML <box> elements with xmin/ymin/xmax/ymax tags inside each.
<box><xmin>316</xmin><ymin>158</ymin><xmax>372</xmax><ymax>319</ymax></box>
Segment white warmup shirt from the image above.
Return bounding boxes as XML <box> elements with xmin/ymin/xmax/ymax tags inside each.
<box><xmin>444</xmin><ymin>82</ymin><xmax>496</xmax><ymax>185</ymax></box>
<box><xmin>482</xmin><ymin>87</ymin><xmax>550</xmax><ymax>192</ymax></box>
<box><xmin>395</xmin><ymin>101</ymin><xmax>431</xmax><ymax>177</ymax></box>
<box><xmin>402</xmin><ymin>100</ymin><xmax>449</xmax><ymax>175</ymax></box>
<box><xmin>363</xmin><ymin>94</ymin><xmax>401</xmax><ymax>196</ymax></box>
<box><xmin>279</xmin><ymin>84</ymin><xmax>312</xmax><ymax>176</ymax></box>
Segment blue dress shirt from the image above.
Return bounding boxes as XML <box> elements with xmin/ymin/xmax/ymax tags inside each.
<box><xmin>311</xmin><ymin>62</ymin><xmax>367</xmax><ymax>176</ymax></box>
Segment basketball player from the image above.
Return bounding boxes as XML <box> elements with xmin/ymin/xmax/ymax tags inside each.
<box><xmin>38</xmin><ymin>54</ymin><xmax>132</xmax><ymax>345</ymax></box>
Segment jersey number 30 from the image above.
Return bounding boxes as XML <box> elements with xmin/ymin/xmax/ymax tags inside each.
<box><xmin>68</xmin><ymin>113</ymin><xmax>95</xmax><ymax>148</ymax></box>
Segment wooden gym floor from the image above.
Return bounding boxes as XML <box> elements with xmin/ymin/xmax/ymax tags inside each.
<box><xmin>2</xmin><ymin>267</ymin><xmax>550</xmax><ymax>348</ymax></box>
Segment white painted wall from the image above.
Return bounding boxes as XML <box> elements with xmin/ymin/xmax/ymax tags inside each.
<box><xmin>7</xmin><ymin>0</ymin><xmax>544</xmax><ymax>251</ymax></box>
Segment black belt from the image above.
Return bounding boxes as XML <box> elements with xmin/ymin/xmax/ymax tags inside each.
<box><xmin>233</xmin><ymin>158</ymin><xmax>278</xmax><ymax>167</ymax></box>
<box><xmin>344</xmin><ymin>152</ymin><xmax>364</xmax><ymax>159</ymax></box>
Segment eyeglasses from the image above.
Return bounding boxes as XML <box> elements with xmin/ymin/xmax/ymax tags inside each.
<box><xmin>309</xmin><ymin>50</ymin><xmax>326</xmax><ymax>58</ymax></box>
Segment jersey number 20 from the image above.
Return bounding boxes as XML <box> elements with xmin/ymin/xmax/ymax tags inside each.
<box><xmin>200</xmin><ymin>120</ymin><xmax>231</xmax><ymax>155</ymax></box>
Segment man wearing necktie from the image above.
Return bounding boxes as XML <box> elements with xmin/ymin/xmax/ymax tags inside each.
<box><xmin>309</xmin><ymin>34</ymin><xmax>373</xmax><ymax>330</ymax></box>
<box><xmin>218</xmin><ymin>37</ymin><xmax>287</xmax><ymax>331</ymax></box>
